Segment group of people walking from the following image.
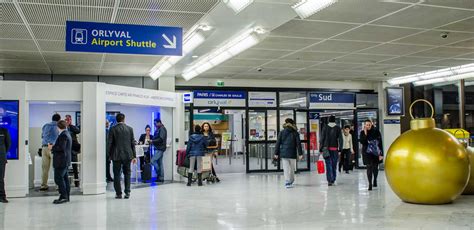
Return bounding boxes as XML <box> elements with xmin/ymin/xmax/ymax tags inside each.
<box><xmin>274</xmin><ymin>115</ymin><xmax>383</xmax><ymax>191</ymax></box>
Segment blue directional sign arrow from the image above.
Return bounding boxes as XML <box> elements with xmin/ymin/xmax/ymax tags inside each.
<box><xmin>65</xmin><ymin>21</ymin><xmax>183</xmax><ymax>56</ymax></box>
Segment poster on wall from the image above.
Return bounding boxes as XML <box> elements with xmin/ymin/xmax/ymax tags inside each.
<box><xmin>386</xmin><ymin>87</ymin><xmax>404</xmax><ymax>116</ymax></box>
<box><xmin>106</xmin><ymin>111</ymin><xmax>121</xmax><ymax>127</ymax></box>
<box><xmin>248</xmin><ymin>92</ymin><xmax>276</xmax><ymax>107</ymax></box>
<box><xmin>0</xmin><ymin>101</ymin><xmax>19</xmax><ymax>160</ymax></box>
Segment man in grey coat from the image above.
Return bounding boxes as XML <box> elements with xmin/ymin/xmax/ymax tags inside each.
<box><xmin>107</xmin><ymin>113</ymin><xmax>136</xmax><ymax>199</ymax></box>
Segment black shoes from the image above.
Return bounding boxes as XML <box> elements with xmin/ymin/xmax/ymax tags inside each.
<box><xmin>345</xmin><ymin>171</ymin><xmax>349</xmax><ymax>174</ymax></box>
<box><xmin>124</xmin><ymin>193</ymin><xmax>130</xmax><ymax>199</ymax></box>
<box><xmin>115</xmin><ymin>194</ymin><xmax>122</xmax><ymax>199</ymax></box>
<box><xmin>0</xmin><ymin>198</ymin><xmax>8</xmax><ymax>203</ymax></box>
<box><xmin>368</xmin><ymin>183</ymin><xmax>373</xmax><ymax>191</ymax></box>
<box><xmin>53</xmin><ymin>198</ymin><xmax>69</xmax><ymax>204</ymax></box>
<box><xmin>197</xmin><ymin>173</ymin><xmax>203</xmax><ymax>186</ymax></box>
<box><xmin>187</xmin><ymin>173</ymin><xmax>192</xmax><ymax>186</ymax></box>
<box><xmin>39</xmin><ymin>187</ymin><xmax>48</xmax><ymax>191</ymax></box>
<box><xmin>328</xmin><ymin>182</ymin><xmax>333</xmax><ymax>186</ymax></box>
<box><xmin>215</xmin><ymin>177</ymin><xmax>220</xmax><ymax>183</ymax></box>
<box><xmin>373</xmin><ymin>181</ymin><xmax>378</xmax><ymax>187</ymax></box>
<box><xmin>106</xmin><ymin>179</ymin><xmax>114</xmax><ymax>183</ymax></box>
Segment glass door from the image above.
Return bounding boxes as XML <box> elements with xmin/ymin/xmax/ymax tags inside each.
<box><xmin>248</xmin><ymin>110</ymin><xmax>278</xmax><ymax>172</ymax></box>
<box><xmin>295</xmin><ymin>110</ymin><xmax>310</xmax><ymax>171</ymax></box>
<box><xmin>355</xmin><ymin>109</ymin><xmax>379</xmax><ymax>169</ymax></box>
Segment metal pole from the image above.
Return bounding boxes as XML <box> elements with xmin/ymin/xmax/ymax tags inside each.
<box><xmin>459</xmin><ymin>79</ymin><xmax>466</xmax><ymax>129</ymax></box>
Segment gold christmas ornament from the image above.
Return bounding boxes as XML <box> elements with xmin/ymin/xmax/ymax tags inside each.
<box><xmin>385</xmin><ymin>99</ymin><xmax>470</xmax><ymax>204</ymax></box>
<box><xmin>463</xmin><ymin>147</ymin><xmax>474</xmax><ymax>195</ymax></box>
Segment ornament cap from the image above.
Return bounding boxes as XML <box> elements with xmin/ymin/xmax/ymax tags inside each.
<box><xmin>410</xmin><ymin>118</ymin><xmax>435</xmax><ymax>130</ymax></box>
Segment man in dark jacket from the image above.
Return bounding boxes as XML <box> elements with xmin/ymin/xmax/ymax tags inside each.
<box><xmin>105</xmin><ymin>120</ymin><xmax>113</xmax><ymax>182</ymax></box>
<box><xmin>150</xmin><ymin>119</ymin><xmax>167</xmax><ymax>183</ymax></box>
<box><xmin>51</xmin><ymin>120</ymin><xmax>72</xmax><ymax>204</ymax></box>
<box><xmin>107</xmin><ymin>113</ymin><xmax>136</xmax><ymax>199</ymax></box>
<box><xmin>359</xmin><ymin>119</ymin><xmax>383</xmax><ymax>191</ymax></box>
<box><xmin>0</xmin><ymin>127</ymin><xmax>11</xmax><ymax>203</ymax></box>
<box><xmin>274</xmin><ymin>118</ymin><xmax>303</xmax><ymax>189</ymax></box>
<box><xmin>186</xmin><ymin>125</ymin><xmax>207</xmax><ymax>186</ymax></box>
<box><xmin>320</xmin><ymin>115</ymin><xmax>342</xmax><ymax>186</ymax></box>
<box><xmin>65</xmin><ymin>115</ymin><xmax>80</xmax><ymax>187</ymax></box>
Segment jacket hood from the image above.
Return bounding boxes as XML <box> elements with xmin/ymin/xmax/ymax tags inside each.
<box><xmin>189</xmin><ymin>133</ymin><xmax>204</xmax><ymax>143</ymax></box>
<box><xmin>283</xmin><ymin>122</ymin><xmax>297</xmax><ymax>131</ymax></box>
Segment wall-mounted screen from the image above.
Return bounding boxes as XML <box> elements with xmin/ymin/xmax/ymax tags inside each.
<box><xmin>106</xmin><ymin>111</ymin><xmax>121</xmax><ymax>127</ymax></box>
<box><xmin>0</xmin><ymin>100</ymin><xmax>20</xmax><ymax>160</ymax></box>
<box><xmin>386</xmin><ymin>87</ymin><xmax>405</xmax><ymax>116</ymax></box>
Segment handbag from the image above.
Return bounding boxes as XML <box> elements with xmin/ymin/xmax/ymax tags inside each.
<box><xmin>367</xmin><ymin>139</ymin><xmax>381</xmax><ymax>156</ymax></box>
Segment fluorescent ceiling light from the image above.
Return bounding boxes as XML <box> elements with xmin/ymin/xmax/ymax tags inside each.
<box><xmin>223</xmin><ymin>0</ymin><xmax>253</xmax><ymax>14</ymax></box>
<box><xmin>388</xmin><ymin>63</ymin><xmax>474</xmax><ymax>86</ymax></box>
<box><xmin>292</xmin><ymin>0</ymin><xmax>337</xmax><ymax>19</ymax></box>
<box><xmin>149</xmin><ymin>29</ymin><xmax>207</xmax><ymax>80</ymax></box>
<box><xmin>182</xmin><ymin>28</ymin><xmax>264</xmax><ymax>81</ymax></box>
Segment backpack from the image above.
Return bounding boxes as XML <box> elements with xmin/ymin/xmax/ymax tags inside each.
<box><xmin>367</xmin><ymin>139</ymin><xmax>381</xmax><ymax>156</ymax></box>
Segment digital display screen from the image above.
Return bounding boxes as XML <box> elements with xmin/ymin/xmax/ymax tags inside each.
<box><xmin>106</xmin><ymin>111</ymin><xmax>121</xmax><ymax>127</ymax></box>
<box><xmin>386</xmin><ymin>87</ymin><xmax>404</xmax><ymax>116</ymax></box>
<box><xmin>0</xmin><ymin>100</ymin><xmax>19</xmax><ymax>160</ymax></box>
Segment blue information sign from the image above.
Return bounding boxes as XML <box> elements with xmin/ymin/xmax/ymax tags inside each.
<box><xmin>309</xmin><ymin>92</ymin><xmax>355</xmax><ymax>109</ymax></box>
<box><xmin>193</xmin><ymin>91</ymin><xmax>247</xmax><ymax>107</ymax></box>
<box><xmin>65</xmin><ymin>21</ymin><xmax>182</xmax><ymax>56</ymax></box>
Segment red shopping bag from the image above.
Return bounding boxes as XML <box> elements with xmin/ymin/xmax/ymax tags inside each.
<box><xmin>317</xmin><ymin>160</ymin><xmax>325</xmax><ymax>174</ymax></box>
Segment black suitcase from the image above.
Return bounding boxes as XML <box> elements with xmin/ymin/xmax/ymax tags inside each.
<box><xmin>142</xmin><ymin>163</ymin><xmax>152</xmax><ymax>182</ymax></box>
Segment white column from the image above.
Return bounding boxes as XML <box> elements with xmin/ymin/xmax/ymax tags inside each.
<box><xmin>81</xmin><ymin>82</ymin><xmax>106</xmax><ymax>195</ymax></box>
<box><xmin>377</xmin><ymin>82</ymin><xmax>401</xmax><ymax>163</ymax></box>
<box><xmin>158</xmin><ymin>75</ymin><xmax>176</xmax><ymax>92</ymax></box>
<box><xmin>1</xmin><ymin>81</ymin><xmax>29</xmax><ymax>197</ymax></box>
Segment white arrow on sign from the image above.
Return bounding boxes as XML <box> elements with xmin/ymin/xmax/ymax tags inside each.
<box><xmin>162</xmin><ymin>34</ymin><xmax>176</xmax><ymax>49</ymax></box>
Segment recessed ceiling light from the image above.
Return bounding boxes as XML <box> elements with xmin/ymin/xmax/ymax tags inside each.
<box><xmin>198</xmin><ymin>24</ymin><xmax>212</xmax><ymax>31</ymax></box>
<box><xmin>192</xmin><ymin>55</ymin><xmax>199</xmax><ymax>58</ymax></box>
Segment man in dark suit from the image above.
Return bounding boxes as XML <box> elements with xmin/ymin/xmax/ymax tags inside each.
<box><xmin>0</xmin><ymin>126</ymin><xmax>11</xmax><ymax>203</ymax></box>
<box><xmin>65</xmin><ymin>115</ymin><xmax>81</xmax><ymax>187</ymax></box>
<box><xmin>107</xmin><ymin>113</ymin><xmax>137</xmax><ymax>199</ymax></box>
<box><xmin>51</xmin><ymin>120</ymin><xmax>72</xmax><ymax>204</ymax></box>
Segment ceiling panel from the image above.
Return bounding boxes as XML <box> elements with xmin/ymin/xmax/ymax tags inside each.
<box><xmin>334</xmin><ymin>25</ymin><xmax>422</xmax><ymax>42</ymax></box>
<box><xmin>101</xmin><ymin>62</ymin><xmax>155</xmax><ymax>70</ymax></box>
<box><xmin>379</xmin><ymin>56</ymin><xmax>439</xmax><ymax>65</ymax></box>
<box><xmin>38</xmin><ymin>40</ymin><xmax>66</xmax><ymax>52</ymax></box>
<box><xmin>236</xmin><ymin>49</ymin><xmax>288</xmax><ymax>60</ymax></box>
<box><xmin>207</xmin><ymin>66</ymin><xmax>252</xmax><ymax>74</ymax></box>
<box><xmin>309</xmin><ymin>40</ymin><xmax>380</xmax><ymax>53</ymax></box>
<box><xmin>252</xmin><ymin>36</ymin><xmax>321</xmax><ymax>51</ymax></box>
<box><xmin>20</xmin><ymin>3</ymin><xmax>113</xmax><ymax>25</ymax></box>
<box><xmin>119</xmin><ymin>0</ymin><xmax>218</xmax><ymax>13</ymax></box>
<box><xmin>355</xmin><ymin>64</ymin><xmax>407</xmax><ymax>71</ymax></box>
<box><xmin>455</xmin><ymin>52</ymin><xmax>474</xmax><ymax>60</ymax></box>
<box><xmin>18</xmin><ymin>0</ymin><xmax>116</xmax><ymax>7</ymax></box>
<box><xmin>440</xmin><ymin>17</ymin><xmax>474</xmax><ymax>32</ymax></box>
<box><xmin>270</xmin><ymin>20</ymin><xmax>356</xmax><ymax>39</ymax></box>
<box><xmin>334</xmin><ymin>53</ymin><xmax>396</xmax><ymax>64</ymax></box>
<box><xmin>423</xmin><ymin>59</ymin><xmax>474</xmax><ymax>67</ymax></box>
<box><xmin>290</xmin><ymin>69</ymin><xmax>335</xmax><ymax>77</ymax></box>
<box><xmin>312</xmin><ymin>62</ymin><xmax>362</xmax><ymax>70</ymax></box>
<box><xmin>2</xmin><ymin>3</ymin><xmax>24</xmax><ymax>24</ymax></box>
<box><xmin>100</xmin><ymin>68</ymin><xmax>148</xmax><ymax>76</ymax></box>
<box><xmin>0</xmin><ymin>60</ymin><xmax>47</xmax><ymax>69</ymax></box>
<box><xmin>247</xmin><ymin>68</ymin><xmax>299</xmax><ymax>75</ymax></box>
<box><xmin>448</xmin><ymin>38</ymin><xmax>474</xmax><ymax>48</ymax></box>
<box><xmin>305</xmin><ymin>0</ymin><xmax>407</xmax><ymax>23</ymax></box>
<box><xmin>115</xmin><ymin>9</ymin><xmax>203</xmax><ymax>31</ymax></box>
<box><xmin>0</xmin><ymin>51</ymin><xmax>43</xmax><ymax>60</ymax></box>
<box><xmin>396</xmin><ymin>30</ymin><xmax>474</xmax><ymax>46</ymax></box>
<box><xmin>409</xmin><ymin>47</ymin><xmax>473</xmax><ymax>58</ymax></box>
<box><xmin>31</xmin><ymin>25</ymin><xmax>65</xmax><ymax>41</ymax></box>
<box><xmin>221</xmin><ymin>58</ymin><xmax>270</xmax><ymax>67</ymax></box>
<box><xmin>371</xmin><ymin>5</ymin><xmax>474</xmax><ymax>29</ymax></box>
<box><xmin>421</xmin><ymin>0</ymin><xmax>474</xmax><ymax>9</ymax></box>
<box><xmin>282</xmin><ymin>51</ymin><xmax>342</xmax><ymax>62</ymax></box>
<box><xmin>0</xmin><ymin>24</ymin><xmax>32</xmax><ymax>39</ymax></box>
<box><xmin>394</xmin><ymin>65</ymin><xmax>447</xmax><ymax>73</ymax></box>
<box><xmin>53</xmin><ymin>68</ymin><xmax>101</xmax><ymax>75</ymax></box>
<box><xmin>0</xmin><ymin>67</ymin><xmax>51</xmax><ymax>74</ymax></box>
<box><xmin>262</xmin><ymin>60</ymin><xmax>319</xmax><ymax>69</ymax></box>
<box><xmin>43</xmin><ymin>52</ymin><xmax>103</xmax><ymax>62</ymax></box>
<box><xmin>0</xmin><ymin>39</ymin><xmax>38</xmax><ymax>51</ymax></box>
<box><xmin>103</xmin><ymin>54</ymin><xmax>162</xmax><ymax>63</ymax></box>
<box><xmin>360</xmin><ymin>43</ymin><xmax>432</xmax><ymax>56</ymax></box>
<box><xmin>48</xmin><ymin>61</ymin><xmax>101</xmax><ymax>70</ymax></box>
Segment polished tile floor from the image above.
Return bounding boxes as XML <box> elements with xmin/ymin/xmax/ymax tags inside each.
<box><xmin>2</xmin><ymin>170</ymin><xmax>474</xmax><ymax>230</ymax></box>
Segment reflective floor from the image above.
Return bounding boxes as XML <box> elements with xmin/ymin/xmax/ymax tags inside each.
<box><xmin>2</xmin><ymin>170</ymin><xmax>474</xmax><ymax>229</ymax></box>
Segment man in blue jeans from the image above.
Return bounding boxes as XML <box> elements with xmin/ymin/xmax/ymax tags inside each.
<box><xmin>149</xmin><ymin>119</ymin><xmax>167</xmax><ymax>183</ymax></box>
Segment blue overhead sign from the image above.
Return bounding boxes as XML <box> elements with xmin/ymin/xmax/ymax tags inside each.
<box><xmin>65</xmin><ymin>21</ymin><xmax>182</xmax><ymax>56</ymax></box>
<box><xmin>193</xmin><ymin>91</ymin><xmax>246</xmax><ymax>107</ymax></box>
<box><xmin>309</xmin><ymin>92</ymin><xmax>355</xmax><ymax>109</ymax></box>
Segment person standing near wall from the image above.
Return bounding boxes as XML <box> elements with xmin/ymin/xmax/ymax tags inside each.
<box><xmin>359</xmin><ymin>120</ymin><xmax>383</xmax><ymax>191</ymax></box>
<box><xmin>320</xmin><ymin>115</ymin><xmax>342</xmax><ymax>186</ymax></box>
<box><xmin>105</xmin><ymin>120</ymin><xmax>113</xmax><ymax>183</ymax></box>
<box><xmin>51</xmin><ymin>120</ymin><xmax>72</xmax><ymax>204</ymax></box>
<box><xmin>40</xmin><ymin>114</ymin><xmax>61</xmax><ymax>191</ymax></box>
<box><xmin>150</xmin><ymin>119</ymin><xmax>167</xmax><ymax>183</ymax></box>
<box><xmin>108</xmin><ymin>113</ymin><xmax>137</xmax><ymax>199</ymax></box>
<box><xmin>139</xmin><ymin>125</ymin><xmax>153</xmax><ymax>180</ymax></box>
<box><xmin>0</xmin><ymin>126</ymin><xmax>11</xmax><ymax>203</ymax></box>
<box><xmin>65</xmin><ymin>115</ymin><xmax>80</xmax><ymax>187</ymax></box>
<box><xmin>341</xmin><ymin>125</ymin><xmax>354</xmax><ymax>174</ymax></box>
<box><xmin>186</xmin><ymin>125</ymin><xmax>207</xmax><ymax>187</ymax></box>
<box><xmin>274</xmin><ymin>118</ymin><xmax>303</xmax><ymax>189</ymax></box>
<box><xmin>202</xmin><ymin>122</ymin><xmax>220</xmax><ymax>182</ymax></box>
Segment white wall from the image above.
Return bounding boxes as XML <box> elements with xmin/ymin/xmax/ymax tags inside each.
<box><xmin>377</xmin><ymin>82</ymin><xmax>401</xmax><ymax>166</ymax></box>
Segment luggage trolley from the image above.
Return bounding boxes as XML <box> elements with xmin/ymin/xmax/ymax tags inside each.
<box><xmin>176</xmin><ymin>149</ymin><xmax>218</xmax><ymax>184</ymax></box>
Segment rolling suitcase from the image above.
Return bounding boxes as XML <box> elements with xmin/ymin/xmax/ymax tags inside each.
<box><xmin>142</xmin><ymin>163</ymin><xmax>152</xmax><ymax>182</ymax></box>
